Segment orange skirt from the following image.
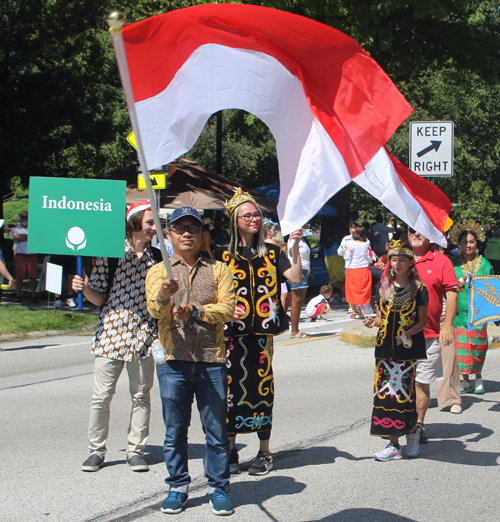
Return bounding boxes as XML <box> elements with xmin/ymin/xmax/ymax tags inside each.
<box><xmin>345</xmin><ymin>267</ymin><xmax>372</xmax><ymax>305</ymax></box>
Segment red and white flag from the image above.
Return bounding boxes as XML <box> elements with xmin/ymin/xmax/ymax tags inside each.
<box><xmin>116</xmin><ymin>4</ymin><xmax>450</xmax><ymax>242</ymax></box>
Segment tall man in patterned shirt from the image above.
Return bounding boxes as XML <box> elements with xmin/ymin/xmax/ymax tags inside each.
<box><xmin>146</xmin><ymin>207</ymin><xmax>236</xmax><ymax>516</ymax></box>
<box><xmin>73</xmin><ymin>201</ymin><xmax>160</xmax><ymax>473</ymax></box>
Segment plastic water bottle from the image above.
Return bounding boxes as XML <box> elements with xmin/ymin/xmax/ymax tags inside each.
<box><xmin>152</xmin><ymin>339</ymin><xmax>166</xmax><ymax>365</ymax></box>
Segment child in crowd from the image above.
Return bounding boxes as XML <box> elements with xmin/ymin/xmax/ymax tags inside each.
<box><xmin>305</xmin><ymin>285</ymin><xmax>332</xmax><ymax>322</ymax></box>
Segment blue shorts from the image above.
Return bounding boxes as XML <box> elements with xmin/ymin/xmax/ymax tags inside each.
<box><xmin>290</xmin><ymin>269</ymin><xmax>309</xmax><ymax>290</ymax></box>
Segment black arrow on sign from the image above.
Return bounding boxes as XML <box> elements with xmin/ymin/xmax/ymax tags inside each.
<box><xmin>417</xmin><ymin>140</ymin><xmax>442</xmax><ymax>158</ymax></box>
<box><xmin>150</xmin><ymin>176</ymin><xmax>158</xmax><ymax>187</ymax></box>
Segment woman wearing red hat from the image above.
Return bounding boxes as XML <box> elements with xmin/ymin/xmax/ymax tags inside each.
<box><xmin>73</xmin><ymin>200</ymin><xmax>162</xmax><ymax>473</ymax></box>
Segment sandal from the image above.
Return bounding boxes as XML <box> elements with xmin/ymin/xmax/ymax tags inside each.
<box><xmin>291</xmin><ymin>331</ymin><xmax>311</xmax><ymax>339</ymax></box>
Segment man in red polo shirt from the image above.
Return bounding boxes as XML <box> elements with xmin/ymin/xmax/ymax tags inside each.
<box><xmin>409</xmin><ymin>227</ymin><xmax>460</xmax><ymax>442</ymax></box>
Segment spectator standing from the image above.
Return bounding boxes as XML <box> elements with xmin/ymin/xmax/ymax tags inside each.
<box><xmin>73</xmin><ymin>201</ymin><xmax>159</xmax><ymax>473</ymax></box>
<box><xmin>451</xmin><ymin>228</ymin><xmax>493</xmax><ymax>394</ymax></box>
<box><xmin>0</xmin><ymin>220</ymin><xmax>15</xmax><ymax>303</ymax></box>
<box><xmin>344</xmin><ymin>226</ymin><xmax>376</xmax><ymax>318</ymax></box>
<box><xmin>287</xmin><ymin>231</ymin><xmax>311</xmax><ymax>339</ymax></box>
<box><xmin>372</xmin><ymin>214</ymin><xmax>395</xmax><ymax>256</ymax></box>
<box><xmin>146</xmin><ymin>206</ymin><xmax>236</xmax><ymax>516</ymax></box>
<box><xmin>337</xmin><ymin>222</ymin><xmax>358</xmax><ymax>257</ymax></box>
<box><xmin>388</xmin><ymin>216</ymin><xmax>403</xmax><ymax>241</ymax></box>
<box><xmin>408</xmin><ymin>227</ymin><xmax>460</xmax><ymax>446</ymax></box>
<box><xmin>12</xmin><ymin>211</ymin><xmax>38</xmax><ymax>303</ymax></box>
<box><xmin>156</xmin><ymin>227</ymin><xmax>174</xmax><ymax>257</ymax></box>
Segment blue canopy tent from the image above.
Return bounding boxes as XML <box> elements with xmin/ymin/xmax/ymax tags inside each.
<box><xmin>253</xmin><ymin>183</ymin><xmax>337</xmax><ymax>217</ymax></box>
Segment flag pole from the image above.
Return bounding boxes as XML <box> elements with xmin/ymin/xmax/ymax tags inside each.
<box><xmin>107</xmin><ymin>11</ymin><xmax>185</xmax><ymax>328</ymax></box>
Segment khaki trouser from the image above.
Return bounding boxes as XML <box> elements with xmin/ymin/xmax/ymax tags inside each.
<box><xmin>435</xmin><ymin>300</ymin><xmax>461</xmax><ymax>408</ymax></box>
<box><xmin>88</xmin><ymin>354</ymin><xmax>155</xmax><ymax>458</ymax></box>
<box><xmin>436</xmin><ymin>339</ymin><xmax>461</xmax><ymax>407</ymax></box>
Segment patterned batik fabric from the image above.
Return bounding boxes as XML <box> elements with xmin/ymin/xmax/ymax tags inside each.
<box><xmin>225</xmin><ymin>334</ymin><xmax>274</xmax><ymax>435</ymax></box>
<box><xmin>455</xmin><ymin>326</ymin><xmax>489</xmax><ymax>374</ymax></box>
<box><xmin>371</xmin><ymin>359</ymin><xmax>418</xmax><ymax>437</ymax></box>
<box><xmin>89</xmin><ymin>243</ymin><xmax>158</xmax><ymax>362</ymax></box>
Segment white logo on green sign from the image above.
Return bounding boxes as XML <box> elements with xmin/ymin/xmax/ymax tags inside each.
<box><xmin>66</xmin><ymin>227</ymin><xmax>87</xmax><ymax>251</ymax></box>
<box><xmin>28</xmin><ymin>177</ymin><xmax>126</xmax><ymax>258</ymax></box>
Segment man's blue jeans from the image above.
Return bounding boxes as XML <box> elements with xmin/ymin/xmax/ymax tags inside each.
<box><xmin>156</xmin><ymin>361</ymin><xmax>230</xmax><ymax>491</ymax></box>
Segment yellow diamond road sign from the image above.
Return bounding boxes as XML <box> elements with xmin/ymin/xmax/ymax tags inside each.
<box><xmin>127</xmin><ymin>131</ymin><xmax>137</xmax><ymax>150</ymax></box>
<box><xmin>138</xmin><ymin>174</ymin><xmax>167</xmax><ymax>191</ymax></box>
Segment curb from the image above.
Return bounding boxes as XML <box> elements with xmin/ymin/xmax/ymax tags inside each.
<box><xmin>340</xmin><ymin>326</ymin><xmax>500</xmax><ymax>349</ymax></box>
<box><xmin>0</xmin><ymin>325</ymin><xmax>96</xmax><ymax>344</ymax></box>
<box><xmin>340</xmin><ymin>326</ymin><xmax>375</xmax><ymax>347</ymax></box>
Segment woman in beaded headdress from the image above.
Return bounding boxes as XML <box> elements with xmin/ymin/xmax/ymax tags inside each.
<box><xmin>214</xmin><ymin>188</ymin><xmax>303</xmax><ymax>476</ymax></box>
<box><xmin>363</xmin><ymin>240</ymin><xmax>428</xmax><ymax>461</ymax></box>
<box><xmin>450</xmin><ymin>223</ymin><xmax>493</xmax><ymax>394</ymax></box>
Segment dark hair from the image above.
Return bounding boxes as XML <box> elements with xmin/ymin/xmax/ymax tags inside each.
<box><xmin>320</xmin><ymin>284</ymin><xmax>332</xmax><ymax>296</ymax></box>
<box><xmin>375</xmin><ymin>214</ymin><xmax>383</xmax><ymax>223</ymax></box>
<box><xmin>458</xmin><ymin>229</ymin><xmax>479</xmax><ymax>244</ymax></box>
<box><xmin>361</xmin><ymin>220</ymin><xmax>371</xmax><ymax>232</ymax></box>
<box><xmin>494</xmin><ymin>228</ymin><xmax>500</xmax><ymax>239</ymax></box>
<box><xmin>379</xmin><ymin>244</ymin><xmax>421</xmax><ymax>302</ymax></box>
<box><xmin>352</xmin><ymin>226</ymin><xmax>367</xmax><ymax>241</ymax></box>
<box><xmin>126</xmin><ymin>210</ymin><xmax>145</xmax><ymax>239</ymax></box>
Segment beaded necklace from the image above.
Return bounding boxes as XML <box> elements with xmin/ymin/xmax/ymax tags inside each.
<box><xmin>458</xmin><ymin>252</ymin><xmax>482</xmax><ymax>277</ymax></box>
<box><xmin>388</xmin><ymin>283</ymin><xmax>412</xmax><ymax>310</ymax></box>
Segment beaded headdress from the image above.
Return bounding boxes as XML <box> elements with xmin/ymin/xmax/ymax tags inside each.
<box><xmin>450</xmin><ymin>219</ymin><xmax>485</xmax><ymax>244</ymax></box>
<box><xmin>388</xmin><ymin>240</ymin><xmax>414</xmax><ymax>259</ymax></box>
<box><xmin>225</xmin><ymin>188</ymin><xmax>256</xmax><ymax>217</ymax></box>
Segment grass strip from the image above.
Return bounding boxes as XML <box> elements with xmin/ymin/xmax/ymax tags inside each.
<box><xmin>0</xmin><ymin>306</ymin><xmax>97</xmax><ymax>336</ymax></box>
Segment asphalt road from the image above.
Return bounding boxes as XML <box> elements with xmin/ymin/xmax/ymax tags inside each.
<box><xmin>1</xmin><ymin>310</ymin><xmax>500</xmax><ymax>522</ymax></box>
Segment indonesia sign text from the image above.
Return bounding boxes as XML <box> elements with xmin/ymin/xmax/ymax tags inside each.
<box><xmin>28</xmin><ymin>177</ymin><xmax>126</xmax><ymax>258</ymax></box>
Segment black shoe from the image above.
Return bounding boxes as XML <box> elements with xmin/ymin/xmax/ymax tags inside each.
<box><xmin>126</xmin><ymin>455</ymin><xmax>149</xmax><ymax>471</ymax></box>
<box><xmin>31</xmin><ymin>297</ymin><xmax>39</xmax><ymax>304</ymax></box>
<box><xmin>14</xmin><ymin>296</ymin><xmax>22</xmax><ymax>303</ymax></box>
<box><xmin>416</xmin><ymin>422</ymin><xmax>428</xmax><ymax>444</ymax></box>
<box><xmin>248</xmin><ymin>451</ymin><xmax>273</xmax><ymax>475</ymax></box>
<box><xmin>229</xmin><ymin>447</ymin><xmax>241</xmax><ymax>474</ymax></box>
<box><xmin>81</xmin><ymin>454</ymin><xmax>104</xmax><ymax>472</ymax></box>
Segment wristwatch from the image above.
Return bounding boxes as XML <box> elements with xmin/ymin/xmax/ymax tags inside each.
<box><xmin>191</xmin><ymin>306</ymin><xmax>199</xmax><ymax>319</ymax></box>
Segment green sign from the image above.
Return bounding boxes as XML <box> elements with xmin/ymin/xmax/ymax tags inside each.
<box><xmin>28</xmin><ymin>177</ymin><xmax>126</xmax><ymax>258</ymax></box>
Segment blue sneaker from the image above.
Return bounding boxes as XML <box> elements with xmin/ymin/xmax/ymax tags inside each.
<box><xmin>406</xmin><ymin>430</ymin><xmax>420</xmax><ymax>458</ymax></box>
<box><xmin>209</xmin><ymin>487</ymin><xmax>234</xmax><ymax>516</ymax></box>
<box><xmin>161</xmin><ymin>491</ymin><xmax>188</xmax><ymax>514</ymax></box>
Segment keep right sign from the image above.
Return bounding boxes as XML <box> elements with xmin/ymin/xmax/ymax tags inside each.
<box><xmin>409</xmin><ymin>121</ymin><xmax>454</xmax><ymax>177</ymax></box>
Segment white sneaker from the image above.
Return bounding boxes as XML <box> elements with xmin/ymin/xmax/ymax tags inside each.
<box><xmin>54</xmin><ymin>299</ymin><xmax>62</xmax><ymax>309</ymax></box>
<box><xmin>474</xmin><ymin>377</ymin><xmax>485</xmax><ymax>394</ymax></box>
<box><xmin>460</xmin><ymin>380</ymin><xmax>473</xmax><ymax>394</ymax></box>
<box><xmin>374</xmin><ymin>443</ymin><xmax>402</xmax><ymax>461</ymax></box>
<box><xmin>406</xmin><ymin>430</ymin><xmax>420</xmax><ymax>458</ymax></box>
<box><xmin>66</xmin><ymin>297</ymin><xmax>76</xmax><ymax>308</ymax></box>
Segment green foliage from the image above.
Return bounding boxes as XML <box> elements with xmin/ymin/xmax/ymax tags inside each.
<box><xmin>2</xmin><ymin>0</ymin><xmax>500</xmax><ymax>232</ymax></box>
<box><xmin>3</xmin><ymin>178</ymin><xmax>29</xmax><ymax>225</ymax></box>
<box><xmin>452</xmin><ymin>180</ymin><xmax>500</xmax><ymax>223</ymax></box>
<box><xmin>185</xmin><ymin>110</ymin><xmax>279</xmax><ymax>188</ymax></box>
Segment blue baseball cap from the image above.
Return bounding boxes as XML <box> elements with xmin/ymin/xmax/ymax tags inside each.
<box><xmin>169</xmin><ymin>207</ymin><xmax>203</xmax><ymax>227</ymax></box>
